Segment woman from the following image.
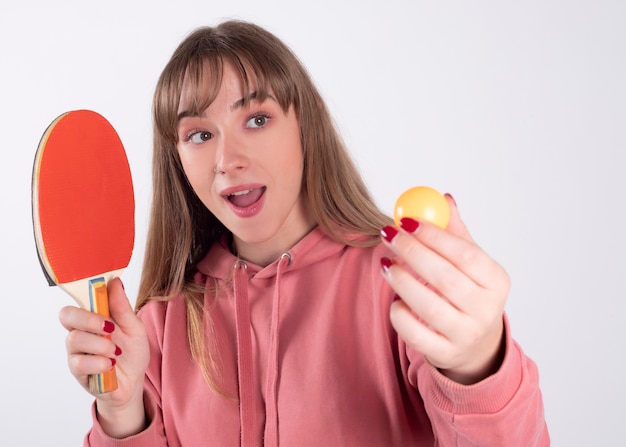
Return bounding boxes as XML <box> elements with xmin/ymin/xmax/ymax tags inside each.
<box><xmin>60</xmin><ymin>20</ymin><xmax>549</xmax><ymax>446</ymax></box>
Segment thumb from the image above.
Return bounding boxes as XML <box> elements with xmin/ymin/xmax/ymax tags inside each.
<box><xmin>444</xmin><ymin>193</ymin><xmax>474</xmax><ymax>243</ymax></box>
<box><xmin>106</xmin><ymin>277</ymin><xmax>138</xmax><ymax>330</ymax></box>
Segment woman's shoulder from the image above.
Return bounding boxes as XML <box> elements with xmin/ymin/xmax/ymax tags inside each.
<box><xmin>137</xmin><ymin>293</ymin><xmax>185</xmax><ymax>324</ymax></box>
<box><xmin>137</xmin><ymin>294</ymin><xmax>190</xmax><ymax>348</ymax></box>
<box><xmin>342</xmin><ymin>236</ymin><xmax>393</xmax><ymax>262</ymax></box>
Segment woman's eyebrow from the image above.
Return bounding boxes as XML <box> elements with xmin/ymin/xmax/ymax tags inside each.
<box><xmin>177</xmin><ymin>92</ymin><xmax>277</xmax><ymax>121</ymax></box>
<box><xmin>230</xmin><ymin>91</ymin><xmax>277</xmax><ymax>111</ymax></box>
<box><xmin>177</xmin><ymin>110</ymin><xmax>195</xmax><ymax>121</ymax></box>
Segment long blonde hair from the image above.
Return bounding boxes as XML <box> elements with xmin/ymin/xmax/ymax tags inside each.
<box><xmin>136</xmin><ymin>20</ymin><xmax>392</xmax><ymax>392</ymax></box>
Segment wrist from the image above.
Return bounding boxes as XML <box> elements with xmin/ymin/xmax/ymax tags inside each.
<box><xmin>441</xmin><ymin>323</ymin><xmax>506</xmax><ymax>385</ymax></box>
<box><xmin>96</xmin><ymin>391</ymin><xmax>147</xmax><ymax>439</ymax></box>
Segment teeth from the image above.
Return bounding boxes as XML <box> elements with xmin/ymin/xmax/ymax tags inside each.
<box><xmin>228</xmin><ymin>189</ymin><xmax>253</xmax><ymax>197</ymax></box>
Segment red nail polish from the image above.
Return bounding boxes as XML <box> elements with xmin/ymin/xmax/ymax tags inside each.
<box><xmin>380</xmin><ymin>257</ymin><xmax>393</xmax><ymax>271</ymax></box>
<box><xmin>444</xmin><ymin>192</ymin><xmax>456</xmax><ymax>207</ymax></box>
<box><xmin>381</xmin><ymin>226</ymin><xmax>398</xmax><ymax>243</ymax></box>
<box><xmin>400</xmin><ymin>217</ymin><xmax>420</xmax><ymax>233</ymax></box>
<box><xmin>393</xmin><ymin>294</ymin><xmax>402</xmax><ymax>302</ymax></box>
<box><xmin>110</xmin><ymin>358</ymin><xmax>117</xmax><ymax>367</ymax></box>
<box><xmin>114</xmin><ymin>345</ymin><xmax>122</xmax><ymax>356</ymax></box>
<box><xmin>103</xmin><ymin>321</ymin><xmax>115</xmax><ymax>333</ymax></box>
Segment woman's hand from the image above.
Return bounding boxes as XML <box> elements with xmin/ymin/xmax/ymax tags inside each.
<box><xmin>59</xmin><ymin>277</ymin><xmax>150</xmax><ymax>438</ymax></box>
<box><xmin>380</xmin><ymin>194</ymin><xmax>508</xmax><ymax>385</ymax></box>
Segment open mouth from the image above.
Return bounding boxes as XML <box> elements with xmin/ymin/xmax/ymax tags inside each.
<box><xmin>226</xmin><ymin>187</ymin><xmax>266</xmax><ymax>208</ymax></box>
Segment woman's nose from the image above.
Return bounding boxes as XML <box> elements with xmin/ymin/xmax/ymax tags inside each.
<box><xmin>214</xmin><ymin>132</ymin><xmax>248</xmax><ymax>175</ymax></box>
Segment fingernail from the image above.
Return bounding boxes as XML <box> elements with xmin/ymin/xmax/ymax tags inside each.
<box><xmin>444</xmin><ymin>192</ymin><xmax>456</xmax><ymax>207</ymax></box>
<box><xmin>110</xmin><ymin>358</ymin><xmax>117</xmax><ymax>367</ymax></box>
<box><xmin>381</xmin><ymin>226</ymin><xmax>398</xmax><ymax>243</ymax></box>
<box><xmin>400</xmin><ymin>217</ymin><xmax>420</xmax><ymax>233</ymax></box>
<box><xmin>114</xmin><ymin>345</ymin><xmax>122</xmax><ymax>356</ymax></box>
<box><xmin>103</xmin><ymin>320</ymin><xmax>115</xmax><ymax>333</ymax></box>
<box><xmin>380</xmin><ymin>257</ymin><xmax>393</xmax><ymax>272</ymax></box>
<box><xmin>393</xmin><ymin>294</ymin><xmax>402</xmax><ymax>302</ymax></box>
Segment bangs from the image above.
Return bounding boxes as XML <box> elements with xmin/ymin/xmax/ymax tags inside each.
<box><xmin>178</xmin><ymin>55</ymin><xmax>225</xmax><ymax>125</ymax></box>
<box><xmin>154</xmin><ymin>36</ymin><xmax>297</xmax><ymax>145</ymax></box>
<box><xmin>179</xmin><ymin>55</ymin><xmax>274</xmax><ymax>121</ymax></box>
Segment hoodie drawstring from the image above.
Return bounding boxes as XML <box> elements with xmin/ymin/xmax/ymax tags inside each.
<box><xmin>263</xmin><ymin>253</ymin><xmax>291</xmax><ymax>446</ymax></box>
<box><xmin>233</xmin><ymin>253</ymin><xmax>292</xmax><ymax>447</ymax></box>
<box><xmin>233</xmin><ymin>260</ymin><xmax>258</xmax><ymax>447</ymax></box>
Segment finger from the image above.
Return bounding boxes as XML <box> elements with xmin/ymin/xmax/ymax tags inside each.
<box><xmin>443</xmin><ymin>194</ymin><xmax>509</xmax><ymax>291</ymax></box>
<box><xmin>66</xmin><ymin>329</ymin><xmax>118</xmax><ymax>358</ymax></box>
<box><xmin>383</xmin><ymin>226</ymin><xmax>478</xmax><ymax>312</ymax></box>
<box><xmin>389</xmin><ymin>300</ymin><xmax>452</xmax><ymax>364</ymax></box>
<box><xmin>393</xmin><ymin>219</ymin><xmax>508</xmax><ymax>294</ymax></box>
<box><xmin>59</xmin><ymin>306</ymin><xmax>116</xmax><ymax>335</ymax></box>
<box><xmin>68</xmin><ymin>352</ymin><xmax>116</xmax><ymax>378</ymax></box>
<box><xmin>443</xmin><ymin>193</ymin><xmax>474</xmax><ymax>242</ymax></box>
<box><xmin>382</xmin><ymin>259</ymin><xmax>463</xmax><ymax>338</ymax></box>
<box><xmin>107</xmin><ymin>278</ymin><xmax>138</xmax><ymax>331</ymax></box>
<box><xmin>421</xmin><ymin>221</ymin><xmax>509</xmax><ymax>293</ymax></box>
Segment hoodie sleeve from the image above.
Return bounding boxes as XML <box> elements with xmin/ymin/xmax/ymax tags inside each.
<box><xmin>84</xmin><ymin>391</ymin><xmax>166</xmax><ymax>446</ymax></box>
<box><xmin>408</xmin><ymin>315</ymin><xmax>550</xmax><ymax>446</ymax></box>
<box><xmin>83</xmin><ymin>302</ymin><xmax>169</xmax><ymax>447</ymax></box>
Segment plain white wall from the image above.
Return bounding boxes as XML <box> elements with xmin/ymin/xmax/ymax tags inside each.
<box><xmin>1</xmin><ymin>0</ymin><xmax>624</xmax><ymax>445</ymax></box>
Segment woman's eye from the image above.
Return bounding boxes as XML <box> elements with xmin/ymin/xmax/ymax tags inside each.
<box><xmin>188</xmin><ymin>131</ymin><xmax>212</xmax><ymax>144</ymax></box>
<box><xmin>246</xmin><ymin>114</ymin><xmax>269</xmax><ymax>129</ymax></box>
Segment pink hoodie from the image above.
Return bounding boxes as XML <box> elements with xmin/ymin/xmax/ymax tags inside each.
<box><xmin>86</xmin><ymin>227</ymin><xmax>549</xmax><ymax>446</ymax></box>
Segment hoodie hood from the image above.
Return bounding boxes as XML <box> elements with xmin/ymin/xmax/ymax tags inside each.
<box><xmin>196</xmin><ymin>226</ymin><xmax>346</xmax><ymax>280</ymax></box>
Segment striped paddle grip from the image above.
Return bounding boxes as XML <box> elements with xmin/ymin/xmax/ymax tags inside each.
<box><xmin>88</xmin><ymin>278</ymin><xmax>118</xmax><ymax>394</ymax></box>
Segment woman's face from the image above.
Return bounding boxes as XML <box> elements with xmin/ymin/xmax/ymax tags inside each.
<box><xmin>176</xmin><ymin>61</ymin><xmax>315</xmax><ymax>266</ymax></box>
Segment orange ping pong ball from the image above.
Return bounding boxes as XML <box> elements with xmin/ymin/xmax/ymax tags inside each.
<box><xmin>393</xmin><ymin>186</ymin><xmax>450</xmax><ymax>229</ymax></box>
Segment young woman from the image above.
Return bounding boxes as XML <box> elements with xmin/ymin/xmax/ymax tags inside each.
<box><xmin>60</xmin><ymin>20</ymin><xmax>549</xmax><ymax>446</ymax></box>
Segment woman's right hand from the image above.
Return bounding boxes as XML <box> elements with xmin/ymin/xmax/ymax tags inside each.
<box><xmin>59</xmin><ymin>277</ymin><xmax>150</xmax><ymax>438</ymax></box>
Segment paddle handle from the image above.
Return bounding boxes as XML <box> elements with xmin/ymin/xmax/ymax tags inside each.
<box><xmin>88</xmin><ymin>278</ymin><xmax>118</xmax><ymax>394</ymax></box>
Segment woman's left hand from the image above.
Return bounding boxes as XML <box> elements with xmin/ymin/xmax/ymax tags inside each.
<box><xmin>380</xmin><ymin>194</ymin><xmax>508</xmax><ymax>385</ymax></box>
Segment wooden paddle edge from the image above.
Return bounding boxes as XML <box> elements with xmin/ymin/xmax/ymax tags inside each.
<box><xmin>31</xmin><ymin>112</ymin><xmax>70</xmax><ymax>287</ymax></box>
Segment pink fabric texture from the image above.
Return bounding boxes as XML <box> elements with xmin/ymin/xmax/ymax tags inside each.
<box><xmin>86</xmin><ymin>228</ymin><xmax>549</xmax><ymax>446</ymax></box>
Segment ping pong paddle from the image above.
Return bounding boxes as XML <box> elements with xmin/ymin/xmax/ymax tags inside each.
<box><xmin>32</xmin><ymin>109</ymin><xmax>135</xmax><ymax>394</ymax></box>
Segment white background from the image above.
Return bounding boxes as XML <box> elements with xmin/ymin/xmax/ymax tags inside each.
<box><xmin>1</xmin><ymin>1</ymin><xmax>624</xmax><ymax>445</ymax></box>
